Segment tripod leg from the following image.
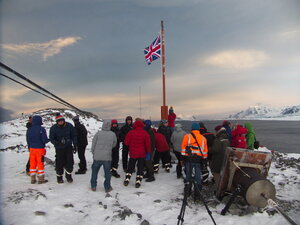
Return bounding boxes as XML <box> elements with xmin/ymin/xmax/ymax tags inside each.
<box><xmin>177</xmin><ymin>182</ymin><xmax>192</xmax><ymax>225</ymax></box>
<box><xmin>221</xmin><ymin>186</ymin><xmax>241</xmax><ymax>216</ymax></box>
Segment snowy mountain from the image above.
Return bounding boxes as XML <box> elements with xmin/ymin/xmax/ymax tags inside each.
<box><xmin>228</xmin><ymin>104</ymin><xmax>300</xmax><ymax>120</ymax></box>
<box><xmin>0</xmin><ymin>108</ymin><xmax>299</xmax><ymax>225</ymax></box>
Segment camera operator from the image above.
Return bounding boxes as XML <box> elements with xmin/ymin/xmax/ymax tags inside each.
<box><xmin>181</xmin><ymin>123</ymin><xmax>208</xmax><ymax>200</ymax></box>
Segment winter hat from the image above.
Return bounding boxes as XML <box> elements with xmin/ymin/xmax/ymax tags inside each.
<box><xmin>144</xmin><ymin>120</ymin><xmax>152</xmax><ymax>129</ymax></box>
<box><xmin>55</xmin><ymin>115</ymin><xmax>65</xmax><ymax>122</ymax></box>
<box><xmin>111</xmin><ymin>119</ymin><xmax>118</xmax><ymax>126</ymax></box>
<box><xmin>223</xmin><ymin>120</ymin><xmax>230</xmax><ymax>126</ymax></box>
<box><xmin>72</xmin><ymin>115</ymin><xmax>79</xmax><ymax>121</ymax></box>
<box><xmin>169</xmin><ymin>106</ymin><xmax>174</xmax><ymax>114</ymax></box>
<box><xmin>191</xmin><ymin>123</ymin><xmax>200</xmax><ymax>130</ymax></box>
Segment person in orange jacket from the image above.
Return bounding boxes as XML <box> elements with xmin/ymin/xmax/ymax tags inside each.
<box><xmin>26</xmin><ymin>115</ymin><xmax>49</xmax><ymax>184</ymax></box>
<box><xmin>181</xmin><ymin>123</ymin><xmax>208</xmax><ymax>199</ymax></box>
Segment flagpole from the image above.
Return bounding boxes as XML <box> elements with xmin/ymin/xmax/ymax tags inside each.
<box><xmin>161</xmin><ymin>20</ymin><xmax>168</xmax><ymax>120</ymax></box>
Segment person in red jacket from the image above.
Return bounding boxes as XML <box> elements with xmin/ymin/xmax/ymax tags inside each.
<box><xmin>168</xmin><ymin>106</ymin><xmax>176</xmax><ymax>131</ymax></box>
<box><xmin>231</xmin><ymin>124</ymin><xmax>247</xmax><ymax>148</ymax></box>
<box><xmin>123</xmin><ymin>120</ymin><xmax>151</xmax><ymax>188</ymax></box>
<box><xmin>153</xmin><ymin>128</ymin><xmax>171</xmax><ymax>173</ymax></box>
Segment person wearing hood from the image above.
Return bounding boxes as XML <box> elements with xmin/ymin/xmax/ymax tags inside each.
<box><xmin>110</xmin><ymin>119</ymin><xmax>121</xmax><ymax>178</ymax></box>
<box><xmin>50</xmin><ymin>114</ymin><xmax>77</xmax><ymax>183</ymax></box>
<box><xmin>119</xmin><ymin>116</ymin><xmax>133</xmax><ymax>171</ymax></box>
<box><xmin>143</xmin><ymin>120</ymin><xmax>156</xmax><ymax>182</ymax></box>
<box><xmin>170</xmin><ymin>123</ymin><xmax>186</xmax><ymax>178</ymax></box>
<box><xmin>231</xmin><ymin>124</ymin><xmax>247</xmax><ymax>148</ymax></box>
<box><xmin>26</xmin><ymin>115</ymin><xmax>49</xmax><ymax>184</ymax></box>
<box><xmin>123</xmin><ymin>120</ymin><xmax>151</xmax><ymax>188</ymax></box>
<box><xmin>244</xmin><ymin>122</ymin><xmax>256</xmax><ymax>150</ymax></box>
<box><xmin>168</xmin><ymin>106</ymin><xmax>176</xmax><ymax>131</ymax></box>
<box><xmin>181</xmin><ymin>123</ymin><xmax>208</xmax><ymax>200</ymax></box>
<box><xmin>210</xmin><ymin>125</ymin><xmax>230</xmax><ymax>186</ymax></box>
<box><xmin>90</xmin><ymin>120</ymin><xmax>117</xmax><ymax>192</ymax></box>
<box><xmin>72</xmin><ymin>115</ymin><xmax>88</xmax><ymax>174</ymax></box>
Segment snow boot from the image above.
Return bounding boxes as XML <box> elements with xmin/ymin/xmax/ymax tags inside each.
<box><xmin>153</xmin><ymin>164</ymin><xmax>159</xmax><ymax>174</ymax></box>
<box><xmin>145</xmin><ymin>176</ymin><xmax>155</xmax><ymax>182</ymax></box>
<box><xmin>123</xmin><ymin>173</ymin><xmax>131</xmax><ymax>186</ymax></box>
<box><xmin>201</xmin><ymin>167</ymin><xmax>209</xmax><ymax>185</ymax></box>
<box><xmin>65</xmin><ymin>173</ymin><xmax>73</xmax><ymax>183</ymax></box>
<box><xmin>111</xmin><ymin>168</ymin><xmax>120</xmax><ymax>178</ymax></box>
<box><xmin>57</xmin><ymin>175</ymin><xmax>64</xmax><ymax>184</ymax></box>
<box><xmin>30</xmin><ymin>175</ymin><xmax>36</xmax><ymax>184</ymax></box>
<box><xmin>38</xmin><ymin>175</ymin><xmax>48</xmax><ymax>184</ymax></box>
<box><xmin>75</xmin><ymin>169</ymin><xmax>86</xmax><ymax>175</ymax></box>
<box><xmin>165</xmin><ymin>163</ymin><xmax>171</xmax><ymax>173</ymax></box>
<box><xmin>135</xmin><ymin>175</ymin><xmax>143</xmax><ymax>188</ymax></box>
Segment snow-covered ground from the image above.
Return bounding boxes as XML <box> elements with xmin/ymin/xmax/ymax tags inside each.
<box><xmin>0</xmin><ymin>109</ymin><xmax>299</xmax><ymax>225</ymax></box>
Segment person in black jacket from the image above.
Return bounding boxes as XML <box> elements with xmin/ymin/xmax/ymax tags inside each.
<box><xmin>110</xmin><ymin>119</ymin><xmax>121</xmax><ymax>178</ymax></box>
<box><xmin>72</xmin><ymin>115</ymin><xmax>88</xmax><ymax>174</ymax></box>
<box><xmin>157</xmin><ymin>120</ymin><xmax>172</xmax><ymax>146</ymax></box>
<box><xmin>50</xmin><ymin>114</ymin><xmax>77</xmax><ymax>183</ymax></box>
<box><xmin>119</xmin><ymin>116</ymin><xmax>133</xmax><ymax>171</ymax></box>
<box><xmin>199</xmin><ymin>122</ymin><xmax>215</xmax><ymax>184</ymax></box>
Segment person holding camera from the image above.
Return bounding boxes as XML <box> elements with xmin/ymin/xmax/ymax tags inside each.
<box><xmin>50</xmin><ymin>114</ymin><xmax>77</xmax><ymax>183</ymax></box>
<box><xmin>181</xmin><ymin>123</ymin><xmax>208</xmax><ymax>200</ymax></box>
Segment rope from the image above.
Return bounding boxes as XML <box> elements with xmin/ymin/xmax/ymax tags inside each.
<box><xmin>232</xmin><ymin>161</ymin><xmax>251</xmax><ymax>178</ymax></box>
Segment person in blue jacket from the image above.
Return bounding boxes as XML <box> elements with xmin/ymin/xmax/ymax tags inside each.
<box><xmin>26</xmin><ymin>115</ymin><xmax>49</xmax><ymax>184</ymax></box>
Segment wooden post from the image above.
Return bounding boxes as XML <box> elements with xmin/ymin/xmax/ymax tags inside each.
<box><xmin>161</xmin><ymin>20</ymin><xmax>168</xmax><ymax>120</ymax></box>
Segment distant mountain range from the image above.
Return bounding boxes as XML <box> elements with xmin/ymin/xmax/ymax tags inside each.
<box><xmin>228</xmin><ymin>104</ymin><xmax>300</xmax><ymax>120</ymax></box>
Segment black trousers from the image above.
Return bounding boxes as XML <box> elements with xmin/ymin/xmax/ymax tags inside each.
<box><xmin>77</xmin><ymin>145</ymin><xmax>87</xmax><ymax>171</ymax></box>
<box><xmin>145</xmin><ymin>152</ymin><xmax>154</xmax><ymax>176</ymax></box>
<box><xmin>174</xmin><ymin>151</ymin><xmax>183</xmax><ymax>176</ymax></box>
<box><xmin>26</xmin><ymin>158</ymin><xmax>30</xmax><ymax>172</ymax></box>
<box><xmin>111</xmin><ymin>147</ymin><xmax>119</xmax><ymax>170</ymax></box>
<box><xmin>55</xmin><ymin>146</ymin><xmax>74</xmax><ymax>175</ymax></box>
<box><xmin>153</xmin><ymin>151</ymin><xmax>171</xmax><ymax>166</ymax></box>
<box><xmin>122</xmin><ymin>145</ymin><xmax>129</xmax><ymax>170</ymax></box>
<box><xmin>127</xmin><ymin>158</ymin><xmax>145</xmax><ymax>176</ymax></box>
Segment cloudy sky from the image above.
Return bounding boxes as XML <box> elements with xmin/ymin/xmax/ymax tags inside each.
<box><xmin>1</xmin><ymin>0</ymin><xmax>300</xmax><ymax>121</ymax></box>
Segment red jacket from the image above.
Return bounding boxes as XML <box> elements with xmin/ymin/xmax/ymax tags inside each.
<box><xmin>231</xmin><ymin>125</ymin><xmax>247</xmax><ymax>148</ymax></box>
<box><xmin>168</xmin><ymin>112</ymin><xmax>176</xmax><ymax>128</ymax></box>
<box><xmin>124</xmin><ymin>120</ymin><xmax>150</xmax><ymax>158</ymax></box>
<box><xmin>154</xmin><ymin>131</ymin><xmax>170</xmax><ymax>152</ymax></box>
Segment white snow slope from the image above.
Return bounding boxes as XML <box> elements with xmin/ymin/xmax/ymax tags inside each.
<box><xmin>0</xmin><ymin>109</ymin><xmax>299</xmax><ymax>225</ymax></box>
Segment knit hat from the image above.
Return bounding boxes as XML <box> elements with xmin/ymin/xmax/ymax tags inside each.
<box><xmin>191</xmin><ymin>123</ymin><xmax>200</xmax><ymax>130</ymax></box>
<box><xmin>223</xmin><ymin>120</ymin><xmax>230</xmax><ymax>126</ymax></box>
<box><xmin>144</xmin><ymin>120</ymin><xmax>152</xmax><ymax>129</ymax></box>
<box><xmin>55</xmin><ymin>115</ymin><xmax>65</xmax><ymax>122</ymax></box>
<box><xmin>111</xmin><ymin>119</ymin><xmax>118</xmax><ymax>126</ymax></box>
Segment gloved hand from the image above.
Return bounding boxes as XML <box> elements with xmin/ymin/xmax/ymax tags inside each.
<box><xmin>73</xmin><ymin>146</ymin><xmax>78</xmax><ymax>154</ymax></box>
<box><xmin>146</xmin><ymin>152</ymin><xmax>151</xmax><ymax>161</ymax></box>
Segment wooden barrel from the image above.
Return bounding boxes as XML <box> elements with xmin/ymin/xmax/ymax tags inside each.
<box><xmin>232</xmin><ymin>167</ymin><xmax>276</xmax><ymax>208</ymax></box>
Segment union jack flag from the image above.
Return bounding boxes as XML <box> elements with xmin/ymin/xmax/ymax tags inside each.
<box><xmin>144</xmin><ymin>35</ymin><xmax>161</xmax><ymax>65</ymax></box>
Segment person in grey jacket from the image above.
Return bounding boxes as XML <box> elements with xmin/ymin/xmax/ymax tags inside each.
<box><xmin>170</xmin><ymin>123</ymin><xmax>186</xmax><ymax>178</ymax></box>
<box><xmin>90</xmin><ymin>120</ymin><xmax>117</xmax><ymax>192</ymax></box>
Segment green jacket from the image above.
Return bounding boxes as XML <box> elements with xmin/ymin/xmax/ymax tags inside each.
<box><xmin>244</xmin><ymin>122</ymin><xmax>256</xmax><ymax>150</ymax></box>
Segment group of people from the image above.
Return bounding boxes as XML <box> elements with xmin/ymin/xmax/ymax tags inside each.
<box><xmin>25</xmin><ymin>107</ymin><xmax>257</xmax><ymax>198</ymax></box>
<box><xmin>26</xmin><ymin>114</ymin><xmax>88</xmax><ymax>184</ymax></box>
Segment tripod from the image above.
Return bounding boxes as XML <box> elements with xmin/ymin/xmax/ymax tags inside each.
<box><xmin>177</xmin><ymin>161</ymin><xmax>217</xmax><ymax>225</ymax></box>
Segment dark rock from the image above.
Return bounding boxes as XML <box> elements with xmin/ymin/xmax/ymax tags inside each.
<box><xmin>140</xmin><ymin>220</ymin><xmax>150</xmax><ymax>225</ymax></box>
<box><xmin>64</xmin><ymin>203</ymin><xmax>74</xmax><ymax>208</ymax></box>
<box><xmin>34</xmin><ymin>211</ymin><xmax>46</xmax><ymax>216</ymax></box>
<box><xmin>154</xmin><ymin>199</ymin><xmax>161</xmax><ymax>203</ymax></box>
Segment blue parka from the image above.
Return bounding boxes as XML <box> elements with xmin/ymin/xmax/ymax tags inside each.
<box><xmin>26</xmin><ymin>116</ymin><xmax>49</xmax><ymax>149</ymax></box>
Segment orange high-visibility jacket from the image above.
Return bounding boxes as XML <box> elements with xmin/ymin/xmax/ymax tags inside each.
<box><xmin>181</xmin><ymin>130</ymin><xmax>208</xmax><ymax>159</ymax></box>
